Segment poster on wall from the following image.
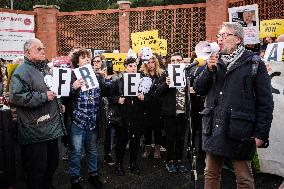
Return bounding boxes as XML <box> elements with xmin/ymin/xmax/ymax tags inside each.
<box><xmin>228</xmin><ymin>4</ymin><xmax>259</xmax><ymax>44</ymax></box>
<box><xmin>0</xmin><ymin>12</ymin><xmax>35</xmax><ymax>60</ymax></box>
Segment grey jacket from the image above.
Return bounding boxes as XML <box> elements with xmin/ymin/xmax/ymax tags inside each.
<box><xmin>9</xmin><ymin>58</ymin><xmax>65</xmax><ymax>145</ymax></box>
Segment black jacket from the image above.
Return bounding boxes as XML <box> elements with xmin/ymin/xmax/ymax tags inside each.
<box><xmin>111</xmin><ymin>76</ymin><xmax>147</xmax><ymax>135</ymax></box>
<box><xmin>156</xmin><ymin>72</ymin><xmax>188</xmax><ymax>116</ymax></box>
<box><xmin>193</xmin><ymin>50</ymin><xmax>274</xmax><ymax>160</ymax></box>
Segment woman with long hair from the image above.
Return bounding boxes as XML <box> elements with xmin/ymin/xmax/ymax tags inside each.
<box><xmin>140</xmin><ymin>56</ymin><xmax>164</xmax><ymax>159</ymax></box>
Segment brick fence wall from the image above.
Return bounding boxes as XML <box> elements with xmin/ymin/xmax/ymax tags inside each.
<box><xmin>0</xmin><ymin>0</ymin><xmax>283</xmax><ymax>60</ymax></box>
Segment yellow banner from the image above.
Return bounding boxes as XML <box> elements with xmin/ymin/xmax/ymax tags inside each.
<box><xmin>131</xmin><ymin>30</ymin><xmax>159</xmax><ymax>53</ymax></box>
<box><xmin>260</xmin><ymin>19</ymin><xmax>284</xmax><ymax>38</ymax></box>
<box><xmin>102</xmin><ymin>53</ymin><xmax>127</xmax><ymax>72</ymax></box>
<box><xmin>158</xmin><ymin>39</ymin><xmax>167</xmax><ymax>56</ymax></box>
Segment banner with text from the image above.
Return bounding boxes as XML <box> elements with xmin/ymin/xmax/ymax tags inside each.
<box><xmin>74</xmin><ymin>64</ymin><xmax>99</xmax><ymax>92</ymax></box>
<box><xmin>228</xmin><ymin>4</ymin><xmax>259</xmax><ymax>44</ymax></box>
<box><xmin>102</xmin><ymin>53</ymin><xmax>126</xmax><ymax>72</ymax></box>
<box><xmin>258</xmin><ymin>61</ymin><xmax>284</xmax><ymax>177</ymax></box>
<box><xmin>168</xmin><ymin>63</ymin><xmax>186</xmax><ymax>88</ymax></box>
<box><xmin>0</xmin><ymin>12</ymin><xmax>35</xmax><ymax>60</ymax></box>
<box><xmin>131</xmin><ymin>30</ymin><xmax>159</xmax><ymax>54</ymax></box>
<box><xmin>260</xmin><ymin>19</ymin><xmax>284</xmax><ymax>38</ymax></box>
<box><xmin>264</xmin><ymin>42</ymin><xmax>284</xmax><ymax>62</ymax></box>
<box><xmin>123</xmin><ymin>73</ymin><xmax>140</xmax><ymax>96</ymax></box>
<box><xmin>51</xmin><ymin>67</ymin><xmax>72</xmax><ymax>97</ymax></box>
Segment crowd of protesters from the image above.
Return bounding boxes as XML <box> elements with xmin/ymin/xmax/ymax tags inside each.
<box><xmin>0</xmin><ymin>22</ymin><xmax>279</xmax><ymax>189</ymax></box>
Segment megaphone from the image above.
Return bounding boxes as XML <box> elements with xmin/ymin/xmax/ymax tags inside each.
<box><xmin>195</xmin><ymin>41</ymin><xmax>220</xmax><ymax>59</ymax></box>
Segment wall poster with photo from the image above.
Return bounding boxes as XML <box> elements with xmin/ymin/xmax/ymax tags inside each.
<box><xmin>228</xmin><ymin>4</ymin><xmax>259</xmax><ymax>45</ymax></box>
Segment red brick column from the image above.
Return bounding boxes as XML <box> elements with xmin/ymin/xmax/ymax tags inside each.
<box><xmin>206</xmin><ymin>0</ymin><xmax>229</xmax><ymax>42</ymax></box>
<box><xmin>33</xmin><ymin>5</ymin><xmax>59</xmax><ymax>61</ymax></box>
<box><xmin>117</xmin><ymin>1</ymin><xmax>131</xmax><ymax>53</ymax></box>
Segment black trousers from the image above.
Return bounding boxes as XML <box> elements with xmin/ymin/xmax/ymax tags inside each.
<box><xmin>163</xmin><ymin>114</ymin><xmax>187</xmax><ymax>162</ymax></box>
<box><xmin>144</xmin><ymin>116</ymin><xmax>163</xmax><ymax>145</ymax></box>
<box><xmin>115</xmin><ymin>126</ymin><xmax>141</xmax><ymax>164</ymax></box>
<box><xmin>21</xmin><ymin>138</ymin><xmax>59</xmax><ymax>189</ymax></box>
<box><xmin>104</xmin><ymin>124</ymin><xmax>113</xmax><ymax>156</ymax></box>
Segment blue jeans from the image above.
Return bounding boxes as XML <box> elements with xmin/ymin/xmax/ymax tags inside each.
<box><xmin>69</xmin><ymin>124</ymin><xmax>98</xmax><ymax>177</ymax></box>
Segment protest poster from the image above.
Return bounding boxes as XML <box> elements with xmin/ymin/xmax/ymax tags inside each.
<box><xmin>102</xmin><ymin>53</ymin><xmax>126</xmax><ymax>72</ymax></box>
<box><xmin>52</xmin><ymin>56</ymin><xmax>72</xmax><ymax>68</ymax></box>
<box><xmin>260</xmin><ymin>19</ymin><xmax>284</xmax><ymax>38</ymax></box>
<box><xmin>0</xmin><ymin>12</ymin><xmax>35</xmax><ymax>60</ymax></box>
<box><xmin>73</xmin><ymin>64</ymin><xmax>99</xmax><ymax>92</ymax></box>
<box><xmin>264</xmin><ymin>42</ymin><xmax>284</xmax><ymax>62</ymax></box>
<box><xmin>168</xmin><ymin>63</ymin><xmax>186</xmax><ymax>88</ymax></box>
<box><xmin>51</xmin><ymin>67</ymin><xmax>72</xmax><ymax>97</ymax></box>
<box><xmin>123</xmin><ymin>73</ymin><xmax>140</xmax><ymax>96</ymax></box>
<box><xmin>228</xmin><ymin>4</ymin><xmax>259</xmax><ymax>44</ymax></box>
<box><xmin>131</xmin><ymin>30</ymin><xmax>159</xmax><ymax>53</ymax></box>
<box><xmin>158</xmin><ymin>39</ymin><xmax>167</xmax><ymax>56</ymax></box>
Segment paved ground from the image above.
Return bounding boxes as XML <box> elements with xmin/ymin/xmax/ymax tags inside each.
<box><xmin>2</xmin><ymin>142</ymin><xmax>283</xmax><ymax>189</ymax></box>
<box><xmin>51</xmin><ymin>143</ymin><xmax>283</xmax><ymax>189</ymax></box>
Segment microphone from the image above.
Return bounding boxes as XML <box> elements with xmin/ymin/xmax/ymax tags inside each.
<box><xmin>185</xmin><ymin>57</ymin><xmax>206</xmax><ymax>70</ymax></box>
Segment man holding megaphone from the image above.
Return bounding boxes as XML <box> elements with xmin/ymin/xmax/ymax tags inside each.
<box><xmin>194</xmin><ymin>22</ymin><xmax>274</xmax><ymax>189</ymax></box>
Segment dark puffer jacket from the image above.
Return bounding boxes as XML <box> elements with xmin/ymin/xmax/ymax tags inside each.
<box><xmin>193</xmin><ymin>50</ymin><xmax>274</xmax><ymax>160</ymax></box>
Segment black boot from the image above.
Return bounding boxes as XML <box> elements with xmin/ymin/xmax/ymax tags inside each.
<box><xmin>88</xmin><ymin>174</ymin><xmax>103</xmax><ymax>189</ymax></box>
<box><xmin>116</xmin><ymin>163</ymin><xmax>125</xmax><ymax>176</ymax></box>
<box><xmin>70</xmin><ymin>176</ymin><xmax>83</xmax><ymax>189</ymax></box>
<box><xmin>129</xmin><ymin>162</ymin><xmax>140</xmax><ymax>175</ymax></box>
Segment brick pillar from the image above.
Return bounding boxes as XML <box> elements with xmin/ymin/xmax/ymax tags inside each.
<box><xmin>206</xmin><ymin>0</ymin><xmax>229</xmax><ymax>42</ymax></box>
<box><xmin>117</xmin><ymin>1</ymin><xmax>131</xmax><ymax>53</ymax></box>
<box><xmin>33</xmin><ymin>5</ymin><xmax>59</xmax><ymax>61</ymax></box>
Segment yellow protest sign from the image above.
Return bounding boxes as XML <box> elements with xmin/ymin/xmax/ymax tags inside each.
<box><xmin>260</xmin><ymin>19</ymin><xmax>284</xmax><ymax>38</ymax></box>
<box><xmin>102</xmin><ymin>53</ymin><xmax>127</xmax><ymax>72</ymax></box>
<box><xmin>158</xmin><ymin>39</ymin><xmax>167</xmax><ymax>56</ymax></box>
<box><xmin>131</xmin><ymin>30</ymin><xmax>159</xmax><ymax>53</ymax></box>
<box><xmin>6</xmin><ymin>63</ymin><xmax>19</xmax><ymax>92</ymax></box>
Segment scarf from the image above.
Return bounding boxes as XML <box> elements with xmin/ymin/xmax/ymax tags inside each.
<box><xmin>221</xmin><ymin>45</ymin><xmax>245</xmax><ymax>70</ymax></box>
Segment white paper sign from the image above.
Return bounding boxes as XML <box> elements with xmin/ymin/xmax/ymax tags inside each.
<box><xmin>51</xmin><ymin>67</ymin><xmax>72</xmax><ymax>97</ymax></box>
<box><xmin>264</xmin><ymin>42</ymin><xmax>284</xmax><ymax>62</ymax></box>
<box><xmin>168</xmin><ymin>63</ymin><xmax>186</xmax><ymax>88</ymax></box>
<box><xmin>73</xmin><ymin>64</ymin><xmax>99</xmax><ymax>92</ymax></box>
<box><xmin>228</xmin><ymin>4</ymin><xmax>259</xmax><ymax>44</ymax></box>
<box><xmin>123</xmin><ymin>73</ymin><xmax>140</xmax><ymax>96</ymax></box>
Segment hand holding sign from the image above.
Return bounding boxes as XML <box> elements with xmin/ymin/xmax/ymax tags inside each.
<box><xmin>73</xmin><ymin>79</ymin><xmax>85</xmax><ymax>90</ymax></box>
<box><xmin>47</xmin><ymin>91</ymin><xmax>57</xmax><ymax>101</ymax></box>
<box><xmin>118</xmin><ymin>97</ymin><xmax>125</xmax><ymax>104</ymax></box>
<box><xmin>137</xmin><ymin>93</ymin><xmax>144</xmax><ymax>101</ymax></box>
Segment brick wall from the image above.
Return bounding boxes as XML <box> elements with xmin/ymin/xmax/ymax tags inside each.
<box><xmin>33</xmin><ymin>5</ymin><xmax>59</xmax><ymax>60</ymax></box>
<box><xmin>1</xmin><ymin>0</ymin><xmax>283</xmax><ymax>60</ymax></box>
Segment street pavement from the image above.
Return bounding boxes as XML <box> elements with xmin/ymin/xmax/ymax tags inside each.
<box><xmin>50</xmin><ymin>143</ymin><xmax>283</xmax><ymax>189</ymax></box>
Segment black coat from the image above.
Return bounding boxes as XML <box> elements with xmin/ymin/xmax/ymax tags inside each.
<box><xmin>111</xmin><ymin>77</ymin><xmax>147</xmax><ymax>135</ymax></box>
<box><xmin>156</xmin><ymin>72</ymin><xmax>189</xmax><ymax>116</ymax></box>
<box><xmin>193</xmin><ymin>50</ymin><xmax>274</xmax><ymax>160</ymax></box>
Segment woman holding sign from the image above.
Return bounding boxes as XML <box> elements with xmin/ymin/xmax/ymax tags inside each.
<box><xmin>140</xmin><ymin>55</ymin><xmax>164</xmax><ymax>159</ymax></box>
<box><xmin>111</xmin><ymin>57</ymin><xmax>147</xmax><ymax>176</ymax></box>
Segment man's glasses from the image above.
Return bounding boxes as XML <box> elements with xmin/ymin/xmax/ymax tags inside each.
<box><xmin>216</xmin><ymin>33</ymin><xmax>235</xmax><ymax>39</ymax></box>
<box><xmin>93</xmin><ymin>60</ymin><xmax>101</xmax><ymax>63</ymax></box>
<box><xmin>171</xmin><ymin>59</ymin><xmax>183</xmax><ymax>63</ymax></box>
<box><xmin>37</xmin><ymin>47</ymin><xmax>45</xmax><ymax>51</ymax></box>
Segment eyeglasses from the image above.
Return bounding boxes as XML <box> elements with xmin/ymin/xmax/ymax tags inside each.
<box><xmin>171</xmin><ymin>59</ymin><xmax>183</xmax><ymax>63</ymax></box>
<box><xmin>93</xmin><ymin>60</ymin><xmax>101</xmax><ymax>63</ymax></box>
<box><xmin>37</xmin><ymin>47</ymin><xmax>45</xmax><ymax>51</ymax></box>
<box><xmin>216</xmin><ymin>33</ymin><xmax>235</xmax><ymax>39</ymax></box>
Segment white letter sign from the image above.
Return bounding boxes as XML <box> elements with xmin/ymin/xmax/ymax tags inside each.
<box><xmin>74</xmin><ymin>64</ymin><xmax>99</xmax><ymax>92</ymax></box>
<box><xmin>51</xmin><ymin>67</ymin><xmax>71</xmax><ymax>97</ymax></box>
<box><xmin>123</xmin><ymin>73</ymin><xmax>140</xmax><ymax>96</ymax></box>
<box><xmin>168</xmin><ymin>63</ymin><xmax>186</xmax><ymax>88</ymax></box>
